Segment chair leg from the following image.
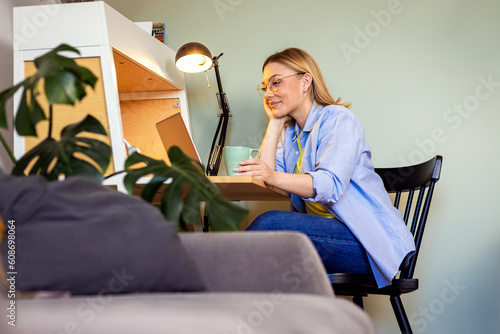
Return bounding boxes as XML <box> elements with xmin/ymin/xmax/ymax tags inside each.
<box><xmin>390</xmin><ymin>295</ymin><xmax>412</xmax><ymax>334</ymax></box>
<box><xmin>352</xmin><ymin>295</ymin><xmax>364</xmax><ymax>309</ymax></box>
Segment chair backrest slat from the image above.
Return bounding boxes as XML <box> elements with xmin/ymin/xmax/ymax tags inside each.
<box><xmin>404</xmin><ymin>180</ymin><xmax>438</xmax><ymax>279</ymax></box>
<box><xmin>409</xmin><ymin>188</ymin><xmax>425</xmax><ymax>234</ymax></box>
<box><xmin>403</xmin><ymin>189</ymin><xmax>415</xmax><ymax>225</ymax></box>
<box><xmin>375</xmin><ymin>155</ymin><xmax>442</xmax><ymax>280</ymax></box>
<box><xmin>394</xmin><ymin>191</ymin><xmax>401</xmax><ymax>209</ymax></box>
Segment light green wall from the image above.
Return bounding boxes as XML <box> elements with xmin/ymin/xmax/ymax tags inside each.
<box><xmin>105</xmin><ymin>0</ymin><xmax>500</xmax><ymax>333</ymax></box>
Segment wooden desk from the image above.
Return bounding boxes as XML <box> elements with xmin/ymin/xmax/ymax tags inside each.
<box><xmin>131</xmin><ymin>176</ymin><xmax>288</xmax><ymax>204</ymax></box>
<box><xmin>131</xmin><ymin>176</ymin><xmax>288</xmax><ymax>231</ymax></box>
<box><xmin>208</xmin><ymin>176</ymin><xmax>289</xmax><ymax>201</ymax></box>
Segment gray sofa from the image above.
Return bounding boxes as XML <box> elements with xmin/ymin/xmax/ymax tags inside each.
<box><xmin>0</xmin><ymin>231</ymin><xmax>375</xmax><ymax>334</ymax></box>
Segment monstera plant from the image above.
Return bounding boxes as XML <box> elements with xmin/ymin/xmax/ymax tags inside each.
<box><xmin>0</xmin><ymin>44</ymin><xmax>247</xmax><ymax>231</ymax></box>
<box><xmin>0</xmin><ymin>44</ymin><xmax>109</xmax><ymax>180</ymax></box>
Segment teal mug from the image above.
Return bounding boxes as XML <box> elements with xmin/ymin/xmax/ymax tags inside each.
<box><xmin>223</xmin><ymin>146</ymin><xmax>261</xmax><ymax>176</ymax></box>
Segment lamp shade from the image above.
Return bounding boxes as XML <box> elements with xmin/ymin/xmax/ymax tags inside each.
<box><xmin>175</xmin><ymin>42</ymin><xmax>213</xmax><ymax>73</ymax></box>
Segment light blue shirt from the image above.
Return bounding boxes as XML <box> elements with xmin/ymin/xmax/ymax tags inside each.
<box><xmin>276</xmin><ymin>102</ymin><xmax>415</xmax><ymax>287</ymax></box>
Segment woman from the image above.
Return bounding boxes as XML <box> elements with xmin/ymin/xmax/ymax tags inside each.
<box><xmin>237</xmin><ymin>48</ymin><xmax>415</xmax><ymax>288</ymax></box>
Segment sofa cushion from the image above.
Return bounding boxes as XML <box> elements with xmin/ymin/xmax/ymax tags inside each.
<box><xmin>0</xmin><ymin>171</ymin><xmax>206</xmax><ymax>294</ymax></box>
<box><xmin>0</xmin><ymin>292</ymin><xmax>375</xmax><ymax>334</ymax></box>
<box><xmin>179</xmin><ymin>231</ymin><xmax>335</xmax><ymax>296</ymax></box>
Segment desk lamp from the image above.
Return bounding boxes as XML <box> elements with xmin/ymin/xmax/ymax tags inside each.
<box><xmin>175</xmin><ymin>42</ymin><xmax>231</xmax><ymax>176</ymax></box>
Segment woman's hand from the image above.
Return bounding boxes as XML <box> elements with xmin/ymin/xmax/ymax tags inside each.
<box><xmin>263</xmin><ymin>98</ymin><xmax>275</xmax><ymax>119</ymax></box>
<box><xmin>264</xmin><ymin>99</ymin><xmax>288</xmax><ymax>125</ymax></box>
<box><xmin>234</xmin><ymin>158</ymin><xmax>316</xmax><ymax>198</ymax></box>
<box><xmin>234</xmin><ymin>158</ymin><xmax>275</xmax><ymax>184</ymax></box>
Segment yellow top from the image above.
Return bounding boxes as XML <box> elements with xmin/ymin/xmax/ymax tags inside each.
<box><xmin>294</xmin><ymin>134</ymin><xmax>340</xmax><ymax>220</ymax></box>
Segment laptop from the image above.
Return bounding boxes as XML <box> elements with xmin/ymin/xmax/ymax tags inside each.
<box><xmin>155</xmin><ymin>110</ymin><xmax>202</xmax><ymax>166</ymax></box>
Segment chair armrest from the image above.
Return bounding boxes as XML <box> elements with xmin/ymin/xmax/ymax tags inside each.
<box><xmin>178</xmin><ymin>231</ymin><xmax>334</xmax><ymax>297</ymax></box>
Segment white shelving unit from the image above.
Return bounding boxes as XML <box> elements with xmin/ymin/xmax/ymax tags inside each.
<box><xmin>12</xmin><ymin>1</ymin><xmax>192</xmax><ymax>191</ymax></box>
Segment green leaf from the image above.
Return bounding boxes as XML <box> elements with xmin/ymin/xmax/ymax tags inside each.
<box><xmin>12</xmin><ymin>137</ymin><xmax>59</xmax><ymax>178</ymax></box>
<box><xmin>12</xmin><ymin>115</ymin><xmax>111</xmax><ymax>182</ymax></box>
<box><xmin>0</xmin><ymin>81</ymin><xmax>25</xmax><ymax>129</ymax></box>
<box><xmin>124</xmin><ymin>147</ymin><xmax>248</xmax><ymax>231</ymax></box>
<box><xmin>140</xmin><ymin>176</ymin><xmax>169</xmax><ymax>203</ymax></box>
<box><xmin>29</xmin><ymin>88</ymin><xmax>48</xmax><ymax>126</ymax></box>
<box><xmin>0</xmin><ymin>43</ymin><xmax>99</xmax><ymax>160</ymax></box>
<box><xmin>161</xmin><ymin>177</ymin><xmax>185</xmax><ymax>224</ymax></box>
<box><xmin>2</xmin><ymin>44</ymin><xmax>99</xmax><ymax>137</ymax></box>
<box><xmin>33</xmin><ymin>44</ymin><xmax>97</xmax><ymax>106</ymax></box>
<box><xmin>34</xmin><ymin>44</ymin><xmax>81</xmax><ymax>79</ymax></box>
<box><xmin>60</xmin><ymin>115</ymin><xmax>110</xmax><ymax>173</ymax></box>
<box><xmin>181</xmin><ymin>189</ymin><xmax>202</xmax><ymax>227</ymax></box>
<box><xmin>15</xmin><ymin>88</ymin><xmax>39</xmax><ymax>136</ymax></box>
<box><xmin>44</xmin><ymin>71</ymin><xmax>81</xmax><ymax>105</ymax></box>
<box><xmin>206</xmin><ymin>196</ymin><xmax>248</xmax><ymax>231</ymax></box>
<box><xmin>123</xmin><ymin>154</ymin><xmax>169</xmax><ymax>193</ymax></box>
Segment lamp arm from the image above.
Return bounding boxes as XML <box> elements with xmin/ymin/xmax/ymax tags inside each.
<box><xmin>206</xmin><ymin>115</ymin><xmax>224</xmax><ymax>175</ymax></box>
<box><xmin>212</xmin><ymin>56</ymin><xmax>230</xmax><ymax>115</ymax></box>
<box><xmin>206</xmin><ymin>55</ymin><xmax>231</xmax><ymax>176</ymax></box>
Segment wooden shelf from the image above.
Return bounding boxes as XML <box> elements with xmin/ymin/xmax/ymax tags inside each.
<box><xmin>113</xmin><ymin>49</ymin><xmax>180</xmax><ymax>93</ymax></box>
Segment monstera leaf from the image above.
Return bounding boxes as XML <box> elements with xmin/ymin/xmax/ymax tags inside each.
<box><xmin>35</xmin><ymin>44</ymin><xmax>97</xmax><ymax>106</ymax></box>
<box><xmin>12</xmin><ymin>115</ymin><xmax>111</xmax><ymax>182</ymax></box>
<box><xmin>0</xmin><ymin>82</ymin><xmax>23</xmax><ymax>129</ymax></box>
<box><xmin>124</xmin><ymin>147</ymin><xmax>248</xmax><ymax>231</ymax></box>
<box><xmin>0</xmin><ymin>44</ymin><xmax>97</xmax><ymax>137</ymax></box>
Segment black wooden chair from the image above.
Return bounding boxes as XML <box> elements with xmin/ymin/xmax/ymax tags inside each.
<box><xmin>329</xmin><ymin>155</ymin><xmax>443</xmax><ymax>334</ymax></box>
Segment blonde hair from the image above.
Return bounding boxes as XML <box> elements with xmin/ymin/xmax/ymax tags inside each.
<box><xmin>263</xmin><ymin>48</ymin><xmax>351</xmax><ymax>109</ymax></box>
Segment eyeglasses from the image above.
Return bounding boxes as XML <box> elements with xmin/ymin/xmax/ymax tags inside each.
<box><xmin>257</xmin><ymin>72</ymin><xmax>305</xmax><ymax>97</ymax></box>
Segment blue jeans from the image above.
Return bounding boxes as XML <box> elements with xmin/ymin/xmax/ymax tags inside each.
<box><xmin>246</xmin><ymin>210</ymin><xmax>373</xmax><ymax>275</ymax></box>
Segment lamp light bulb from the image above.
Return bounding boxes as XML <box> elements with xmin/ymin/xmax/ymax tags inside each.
<box><xmin>176</xmin><ymin>54</ymin><xmax>212</xmax><ymax>73</ymax></box>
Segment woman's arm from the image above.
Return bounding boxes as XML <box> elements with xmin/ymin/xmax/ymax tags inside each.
<box><xmin>235</xmin><ymin>159</ymin><xmax>315</xmax><ymax>198</ymax></box>
<box><xmin>258</xmin><ymin>117</ymin><xmax>285</xmax><ymax>170</ymax></box>
<box><xmin>302</xmin><ymin>110</ymin><xmax>364</xmax><ymax>203</ymax></box>
<box><xmin>236</xmin><ymin>159</ymin><xmax>315</xmax><ymax>198</ymax></box>
<box><xmin>237</xmin><ymin>117</ymin><xmax>315</xmax><ymax>197</ymax></box>
<box><xmin>235</xmin><ymin>101</ymin><xmax>315</xmax><ymax>198</ymax></box>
